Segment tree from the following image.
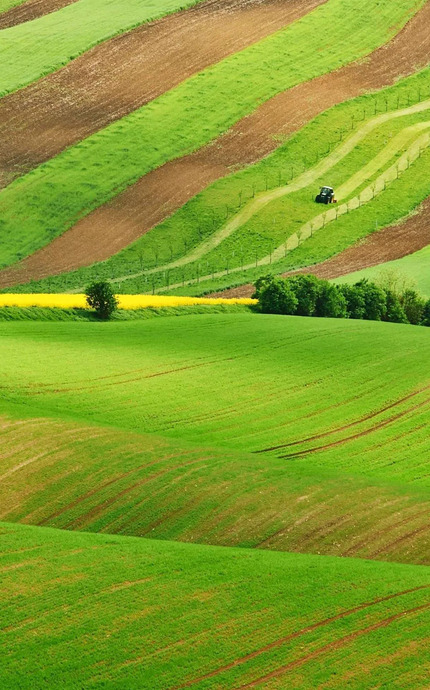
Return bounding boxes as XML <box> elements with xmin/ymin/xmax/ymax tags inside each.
<box><xmin>258</xmin><ymin>277</ymin><xmax>298</xmax><ymax>315</ymax></box>
<box><xmin>400</xmin><ymin>289</ymin><xmax>425</xmax><ymax>325</ymax></box>
<box><xmin>421</xmin><ymin>300</ymin><xmax>430</xmax><ymax>327</ymax></box>
<box><xmin>338</xmin><ymin>284</ymin><xmax>366</xmax><ymax>320</ymax></box>
<box><xmin>354</xmin><ymin>279</ymin><xmax>386</xmax><ymax>321</ymax></box>
<box><xmin>286</xmin><ymin>274</ymin><xmax>321</xmax><ymax>316</ymax></box>
<box><xmin>383</xmin><ymin>290</ymin><xmax>408</xmax><ymax>324</ymax></box>
<box><xmin>314</xmin><ymin>282</ymin><xmax>347</xmax><ymax>318</ymax></box>
<box><xmin>252</xmin><ymin>274</ymin><xmax>274</xmax><ymax>300</ymax></box>
<box><xmin>85</xmin><ymin>281</ymin><xmax>118</xmax><ymax>320</ymax></box>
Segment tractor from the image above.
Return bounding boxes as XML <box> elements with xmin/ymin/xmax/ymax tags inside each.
<box><xmin>315</xmin><ymin>186</ymin><xmax>336</xmax><ymax>204</ymax></box>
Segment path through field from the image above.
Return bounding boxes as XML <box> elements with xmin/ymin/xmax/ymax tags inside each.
<box><xmin>1</xmin><ymin>0</ymin><xmax>428</xmax><ymax>287</ymax></box>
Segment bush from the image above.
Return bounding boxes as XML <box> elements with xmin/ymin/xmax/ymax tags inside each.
<box><xmin>339</xmin><ymin>284</ymin><xmax>366</xmax><ymax>320</ymax></box>
<box><xmin>400</xmin><ymin>289</ymin><xmax>426</xmax><ymax>325</ymax></box>
<box><xmin>384</xmin><ymin>290</ymin><xmax>408</xmax><ymax>324</ymax></box>
<box><xmin>286</xmin><ymin>275</ymin><xmax>321</xmax><ymax>316</ymax></box>
<box><xmin>255</xmin><ymin>274</ymin><xmax>430</xmax><ymax>328</ymax></box>
<box><xmin>85</xmin><ymin>281</ymin><xmax>118</xmax><ymax>320</ymax></box>
<box><xmin>421</xmin><ymin>300</ymin><xmax>430</xmax><ymax>327</ymax></box>
<box><xmin>258</xmin><ymin>277</ymin><xmax>298</xmax><ymax>315</ymax></box>
<box><xmin>354</xmin><ymin>279</ymin><xmax>387</xmax><ymax>321</ymax></box>
<box><xmin>315</xmin><ymin>281</ymin><xmax>347</xmax><ymax>318</ymax></box>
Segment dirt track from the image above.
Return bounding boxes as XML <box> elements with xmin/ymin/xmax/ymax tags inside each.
<box><xmin>1</xmin><ymin>0</ymin><xmax>430</xmax><ymax>287</ymax></box>
<box><xmin>0</xmin><ymin>0</ymin><xmax>325</xmax><ymax>186</ymax></box>
<box><xmin>0</xmin><ymin>0</ymin><xmax>77</xmax><ymax>29</ymax></box>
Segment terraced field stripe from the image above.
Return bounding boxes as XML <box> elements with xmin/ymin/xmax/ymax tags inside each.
<box><xmin>0</xmin><ymin>0</ymin><xmax>326</xmax><ymax>187</ymax></box>
<box><xmin>108</xmin><ymin>108</ymin><xmax>430</xmax><ymax>292</ymax></box>
<box><xmin>109</xmin><ymin>101</ymin><xmax>430</xmax><ymax>282</ymax></box>
<box><xmin>3</xmin><ymin>0</ymin><xmax>425</xmax><ymax>288</ymax></box>
<box><xmin>0</xmin><ymin>0</ymin><xmax>77</xmax><ymax>29</ymax></box>
<box><xmin>289</xmin><ymin>196</ymin><xmax>430</xmax><ymax>285</ymax></box>
<box><xmin>0</xmin><ymin>0</ymin><xmax>208</xmax><ymax>96</ymax></box>
<box><xmin>0</xmin><ymin>0</ymin><xmax>424</xmax><ymax>277</ymax></box>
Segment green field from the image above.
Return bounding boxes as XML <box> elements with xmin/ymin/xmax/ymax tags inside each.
<box><xmin>0</xmin><ymin>314</ymin><xmax>429</xmax><ymax>566</ymax></box>
<box><xmin>15</xmin><ymin>66</ymin><xmax>430</xmax><ymax>295</ymax></box>
<box><xmin>336</xmin><ymin>244</ymin><xmax>430</xmax><ymax>298</ymax></box>
<box><xmin>0</xmin><ymin>0</ymin><xmax>424</xmax><ymax>271</ymax></box>
<box><xmin>2</xmin><ymin>0</ymin><xmax>430</xmax><ymax>684</ymax></box>
<box><xmin>1</xmin><ymin>521</ymin><xmax>429</xmax><ymax>689</ymax></box>
<box><xmin>0</xmin><ymin>0</ymin><xmax>205</xmax><ymax>95</ymax></box>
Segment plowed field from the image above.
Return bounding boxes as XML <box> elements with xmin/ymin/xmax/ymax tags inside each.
<box><xmin>0</xmin><ymin>0</ymin><xmax>325</xmax><ymax>186</ymax></box>
<box><xmin>2</xmin><ymin>0</ymin><xmax>429</xmax><ymax>286</ymax></box>
<box><xmin>0</xmin><ymin>0</ymin><xmax>76</xmax><ymax>29</ymax></box>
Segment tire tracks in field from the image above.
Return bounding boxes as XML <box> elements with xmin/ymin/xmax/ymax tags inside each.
<box><xmin>254</xmin><ymin>382</ymin><xmax>430</xmax><ymax>455</ymax></box>
<box><xmin>2</xmin><ymin>0</ymin><xmax>429</xmax><ymax>286</ymax></box>
<box><xmin>236</xmin><ymin>602</ymin><xmax>430</xmax><ymax>688</ymax></box>
<box><xmin>278</xmin><ymin>395</ymin><xmax>430</xmax><ymax>459</ymax></box>
<box><xmin>107</xmin><ymin>106</ymin><xmax>430</xmax><ymax>288</ymax></box>
<box><xmin>0</xmin><ymin>0</ymin><xmax>77</xmax><ymax>29</ymax></box>
<box><xmin>172</xmin><ymin>585</ymin><xmax>430</xmax><ymax>689</ymax></box>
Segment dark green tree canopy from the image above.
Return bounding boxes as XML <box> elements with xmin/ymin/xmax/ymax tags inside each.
<box><xmin>85</xmin><ymin>281</ymin><xmax>119</xmax><ymax>320</ymax></box>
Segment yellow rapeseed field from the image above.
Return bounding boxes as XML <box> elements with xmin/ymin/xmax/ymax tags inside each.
<box><xmin>0</xmin><ymin>294</ymin><xmax>257</xmax><ymax>309</ymax></box>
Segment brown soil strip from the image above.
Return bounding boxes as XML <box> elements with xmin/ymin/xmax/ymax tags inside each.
<box><xmin>213</xmin><ymin>198</ymin><xmax>430</xmax><ymax>298</ymax></box>
<box><xmin>255</xmin><ymin>383</ymin><xmax>430</xmax><ymax>454</ymax></box>
<box><xmin>2</xmin><ymin>0</ymin><xmax>430</xmax><ymax>287</ymax></box>
<box><xmin>237</xmin><ymin>603</ymin><xmax>430</xmax><ymax>689</ymax></box>
<box><xmin>173</xmin><ymin>586</ymin><xmax>430</xmax><ymax>689</ymax></box>
<box><xmin>0</xmin><ymin>0</ymin><xmax>325</xmax><ymax>185</ymax></box>
<box><xmin>0</xmin><ymin>0</ymin><xmax>76</xmax><ymax>29</ymax></box>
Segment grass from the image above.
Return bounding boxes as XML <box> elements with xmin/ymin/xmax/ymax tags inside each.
<box><xmin>18</xmin><ymin>66</ymin><xmax>430</xmax><ymax>295</ymax></box>
<box><xmin>1</xmin><ymin>314</ymin><xmax>429</xmax><ymax>465</ymax></box>
<box><xmin>1</xmin><ymin>314</ymin><xmax>430</xmax><ymax>462</ymax></box>
<box><xmin>0</xmin><ymin>0</ymin><xmax>206</xmax><ymax>96</ymax></box>
<box><xmin>335</xmin><ymin>244</ymin><xmax>430</xmax><ymax>298</ymax></box>
<box><xmin>0</xmin><ymin>0</ymin><xmax>424</xmax><ymax>270</ymax></box>
<box><xmin>1</xmin><ymin>521</ymin><xmax>430</xmax><ymax>689</ymax></box>
<box><xmin>0</xmin><ymin>313</ymin><xmax>429</xmax><ymax>566</ymax></box>
<box><xmin>1</xmin><ymin>406</ymin><xmax>429</xmax><ymax>565</ymax></box>
<box><xmin>0</xmin><ymin>303</ymin><xmax>253</xmax><ymax>321</ymax></box>
<box><xmin>0</xmin><ymin>0</ymin><xmax>26</xmax><ymax>12</ymax></box>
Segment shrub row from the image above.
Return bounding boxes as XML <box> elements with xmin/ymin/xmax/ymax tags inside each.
<box><xmin>253</xmin><ymin>274</ymin><xmax>430</xmax><ymax>326</ymax></box>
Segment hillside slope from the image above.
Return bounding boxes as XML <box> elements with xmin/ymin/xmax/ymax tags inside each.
<box><xmin>0</xmin><ymin>314</ymin><xmax>429</xmax><ymax>565</ymax></box>
<box><xmin>1</xmin><ymin>521</ymin><xmax>429</xmax><ymax>689</ymax></box>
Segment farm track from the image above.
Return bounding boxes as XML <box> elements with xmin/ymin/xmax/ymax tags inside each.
<box><xmin>255</xmin><ymin>383</ymin><xmax>430</xmax><ymax>455</ymax></box>
<box><xmin>173</xmin><ymin>586</ymin><xmax>430</xmax><ymax>688</ymax></box>
<box><xmin>2</xmin><ymin>0</ymin><xmax>430</xmax><ymax>287</ymax></box>
<box><xmin>213</xmin><ymin>199</ymin><xmax>430</xmax><ymax>298</ymax></box>
<box><xmin>0</xmin><ymin>0</ymin><xmax>77</xmax><ymax>29</ymax></box>
<box><xmin>0</xmin><ymin>0</ymin><xmax>325</xmax><ymax>185</ymax></box>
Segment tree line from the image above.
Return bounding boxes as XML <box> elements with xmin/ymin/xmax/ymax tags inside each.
<box><xmin>253</xmin><ymin>274</ymin><xmax>430</xmax><ymax>327</ymax></box>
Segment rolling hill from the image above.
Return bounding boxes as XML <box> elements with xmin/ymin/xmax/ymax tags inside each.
<box><xmin>1</xmin><ymin>0</ymin><xmax>430</xmax><ymax>686</ymax></box>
